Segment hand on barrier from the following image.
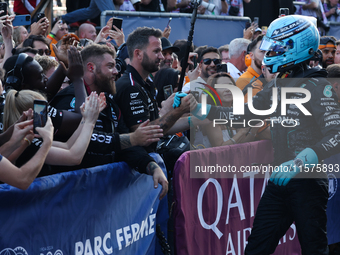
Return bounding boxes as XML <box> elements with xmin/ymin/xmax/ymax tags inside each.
<box><xmin>270</xmin><ymin>148</ymin><xmax>318</xmax><ymax>186</ymax></box>
<box><xmin>172</xmin><ymin>92</ymin><xmax>188</xmax><ymax>108</ymax></box>
<box><xmin>147</xmin><ymin>161</ymin><xmax>168</xmax><ymax>200</ymax></box>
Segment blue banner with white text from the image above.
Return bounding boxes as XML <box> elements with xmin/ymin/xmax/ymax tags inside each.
<box><xmin>0</xmin><ymin>160</ymin><xmax>167</xmax><ymax>255</ymax></box>
<box><xmin>325</xmin><ymin>153</ymin><xmax>340</xmax><ymax>245</ymax></box>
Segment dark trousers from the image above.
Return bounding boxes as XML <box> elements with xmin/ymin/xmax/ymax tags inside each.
<box><xmin>245</xmin><ymin>178</ymin><xmax>329</xmax><ymax>255</ymax></box>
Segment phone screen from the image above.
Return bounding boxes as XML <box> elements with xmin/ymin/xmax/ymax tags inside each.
<box><xmin>253</xmin><ymin>17</ymin><xmax>259</xmax><ymax>26</ymax></box>
<box><xmin>163</xmin><ymin>85</ymin><xmax>173</xmax><ymax>100</ymax></box>
<box><xmin>112</xmin><ymin>17</ymin><xmax>123</xmax><ymax>31</ymax></box>
<box><xmin>33</xmin><ymin>100</ymin><xmax>48</xmax><ymax>134</ymax></box>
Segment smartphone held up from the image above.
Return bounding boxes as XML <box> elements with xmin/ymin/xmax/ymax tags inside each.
<box><xmin>33</xmin><ymin>100</ymin><xmax>48</xmax><ymax>134</ymax></box>
<box><xmin>0</xmin><ymin>2</ymin><xmax>7</xmax><ymax>17</ymax></box>
<box><xmin>12</xmin><ymin>15</ymin><xmax>31</xmax><ymax>26</ymax></box>
<box><xmin>112</xmin><ymin>17</ymin><xmax>123</xmax><ymax>31</ymax></box>
<box><xmin>163</xmin><ymin>85</ymin><xmax>173</xmax><ymax>100</ymax></box>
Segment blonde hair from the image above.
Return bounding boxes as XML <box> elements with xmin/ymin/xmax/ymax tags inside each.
<box><xmin>13</xmin><ymin>26</ymin><xmax>25</xmax><ymax>47</ymax></box>
<box><xmin>3</xmin><ymin>89</ymin><xmax>46</xmax><ymax>130</ymax></box>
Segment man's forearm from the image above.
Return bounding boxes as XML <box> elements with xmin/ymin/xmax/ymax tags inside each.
<box><xmin>45</xmin><ymin>64</ymin><xmax>66</xmax><ymax>99</ymax></box>
<box><xmin>150</xmin><ymin>108</ymin><xmax>184</xmax><ymax>135</ymax></box>
<box><xmin>74</xmin><ymin>78</ymin><xmax>86</xmax><ymax>113</ymax></box>
<box><xmin>119</xmin><ymin>134</ymin><xmax>132</xmax><ymax>150</ymax></box>
<box><xmin>166</xmin><ymin>116</ymin><xmax>189</xmax><ymax>135</ymax></box>
<box><xmin>117</xmin><ymin>146</ymin><xmax>155</xmax><ymax>173</ymax></box>
<box><xmin>146</xmin><ymin>161</ymin><xmax>159</xmax><ymax>175</ymax></box>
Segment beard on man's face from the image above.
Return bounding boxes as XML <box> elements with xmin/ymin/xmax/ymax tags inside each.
<box><xmin>254</xmin><ymin>57</ymin><xmax>262</xmax><ymax>70</ymax></box>
<box><xmin>141</xmin><ymin>51</ymin><xmax>160</xmax><ymax>73</ymax></box>
<box><xmin>94</xmin><ymin>69</ymin><xmax>116</xmax><ymax>95</ymax></box>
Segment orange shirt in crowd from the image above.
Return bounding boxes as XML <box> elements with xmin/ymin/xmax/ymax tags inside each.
<box><xmin>236</xmin><ymin>66</ymin><xmax>260</xmax><ymax>91</ymax></box>
<box><xmin>244</xmin><ymin>78</ymin><xmax>264</xmax><ymax>103</ymax></box>
<box><xmin>46</xmin><ymin>34</ymin><xmax>58</xmax><ymax>57</ymax></box>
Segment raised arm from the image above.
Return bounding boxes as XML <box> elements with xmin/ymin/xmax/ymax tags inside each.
<box><xmin>44</xmin><ymin>92</ymin><xmax>100</xmax><ymax>166</ymax></box>
<box><xmin>46</xmin><ymin>46</ymin><xmax>84</xmax><ymax>101</ymax></box>
<box><xmin>0</xmin><ymin>119</ymin><xmax>33</xmax><ymax>158</ymax></box>
<box><xmin>66</xmin><ymin>46</ymin><xmax>86</xmax><ymax>113</ymax></box>
<box><xmin>0</xmin><ymin>117</ymin><xmax>53</xmax><ymax>190</ymax></box>
<box><xmin>0</xmin><ymin>15</ymin><xmax>13</xmax><ymax>69</ymax></box>
<box><xmin>0</xmin><ymin>109</ymin><xmax>33</xmax><ymax>146</ymax></box>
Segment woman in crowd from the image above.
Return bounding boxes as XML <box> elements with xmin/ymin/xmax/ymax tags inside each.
<box><xmin>3</xmin><ymin>47</ymin><xmax>87</xmax><ymax>139</ymax></box>
<box><xmin>13</xmin><ymin>26</ymin><xmax>29</xmax><ymax>47</ymax></box>
<box><xmin>3</xmin><ymin>89</ymin><xmax>105</xmax><ymax>175</ymax></box>
<box><xmin>0</xmin><ymin>117</ymin><xmax>53</xmax><ymax>190</ymax></box>
<box><xmin>199</xmin><ymin>72</ymin><xmax>260</xmax><ymax>147</ymax></box>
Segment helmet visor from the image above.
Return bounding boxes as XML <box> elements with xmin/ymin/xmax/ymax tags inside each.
<box><xmin>260</xmin><ymin>36</ymin><xmax>287</xmax><ymax>56</ymax></box>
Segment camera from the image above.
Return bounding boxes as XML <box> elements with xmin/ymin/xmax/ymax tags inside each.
<box><xmin>182</xmin><ymin>0</ymin><xmax>215</xmax><ymax>13</ymax></box>
<box><xmin>200</xmin><ymin>1</ymin><xmax>215</xmax><ymax>12</ymax></box>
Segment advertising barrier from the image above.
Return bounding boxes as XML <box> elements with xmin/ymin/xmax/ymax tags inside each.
<box><xmin>173</xmin><ymin>140</ymin><xmax>340</xmax><ymax>255</ymax></box>
<box><xmin>0</xmin><ymin>153</ymin><xmax>168</xmax><ymax>255</ymax></box>
<box><xmin>324</xmin><ymin>153</ymin><xmax>340</xmax><ymax>245</ymax></box>
<box><xmin>0</xmin><ymin>140</ymin><xmax>338</xmax><ymax>254</ymax></box>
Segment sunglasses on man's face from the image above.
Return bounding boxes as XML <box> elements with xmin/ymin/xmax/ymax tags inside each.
<box><xmin>202</xmin><ymin>58</ymin><xmax>221</xmax><ymax>65</ymax></box>
<box><xmin>37</xmin><ymin>49</ymin><xmax>51</xmax><ymax>56</ymax></box>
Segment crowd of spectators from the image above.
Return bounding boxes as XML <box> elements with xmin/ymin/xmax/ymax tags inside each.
<box><xmin>58</xmin><ymin>0</ymin><xmax>251</xmax><ymax>25</ymax></box>
<box><xmin>1</xmin><ymin>1</ymin><xmax>340</xmax><ymax>254</ymax></box>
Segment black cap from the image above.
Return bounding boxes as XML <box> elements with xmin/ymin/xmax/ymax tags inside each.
<box><xmin>161</xmin><ymin>37</ymin><xmax>180</xmax><ymax>53</ymax></box>
<box><xmin>320</xmin><ymin>36</ymin><xmax>336</xmax><ymax>46</ymax></box>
